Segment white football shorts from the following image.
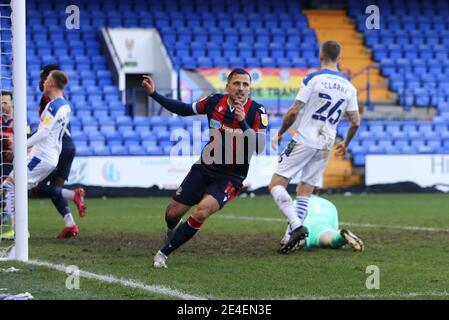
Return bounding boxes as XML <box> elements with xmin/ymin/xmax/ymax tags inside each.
<box><xmin>275</xmin><ymin>140</ymin><xmax>330</xmax><ymax>187</ymax></box>
<box><xmin>9</xmin><ymin>156</ymin><xmax>56</xmax><ymax>189</ymax></box>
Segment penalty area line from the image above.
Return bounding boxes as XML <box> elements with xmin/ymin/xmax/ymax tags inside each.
<box><xmin>27</xmin><ymin>259</ymin><xmax>209</xmax><ymax>300</ymax></box>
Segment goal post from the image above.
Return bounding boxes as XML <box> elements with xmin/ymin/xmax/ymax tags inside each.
<box><xmin>0</xmin><ymin>0</ymin><xmax>27</xmax><ymax>261</ymax></box>
<box><xmin>12</xmin><ymin>0</ymin><xmax>28</xmax><ymax>262</ymax></box>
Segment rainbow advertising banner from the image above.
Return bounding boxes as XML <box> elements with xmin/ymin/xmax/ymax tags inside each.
<box><xmin>180</xmin><ymin>68</ymin><xmax>317</xmax><ymax>113</ymax></box>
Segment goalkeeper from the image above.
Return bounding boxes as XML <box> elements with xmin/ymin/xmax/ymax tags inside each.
<box><xmin>280</xmin><ymin>189</ymin><xmax>364</xmax><ymax>252</ymax></box>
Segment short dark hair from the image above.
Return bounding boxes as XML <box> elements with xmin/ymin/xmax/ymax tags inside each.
<box><xmin>1</xmin><ymin>91</ymin><xmax>12</xmax><ymax>99</ymax></box>
<box><xmin>49</xmin><ymin>70</ymin><xmax>68</xmax><ymax>90</ymax></box>
<box><xmin>321</xmin><ymin>40</ymin><xmax>341</xmax><ymax>62</ymax></box>
<box><xmin>41</xmin><ymin>64</ymin><xmax>61</xmax><ymax>75</ymax></box>
<box><xmin>227</xmin><ymin>68</ymin><xmax>251</xmax><ymax>83</ymax></box>
<box><xmin>40</xmin><ymin>64</ymin><xmax>61</xmax><ymax>92</ymax></box>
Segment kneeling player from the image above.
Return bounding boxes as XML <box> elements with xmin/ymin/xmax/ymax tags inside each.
<box><xmin>142</xmin><ymin>69</ymin><xmax>267</xmax><ymax>268</ymax></box>
<box><xmin>280</xmin><ymin>190</ymin><xmax>364</xmax><ymax>252</ymax></box>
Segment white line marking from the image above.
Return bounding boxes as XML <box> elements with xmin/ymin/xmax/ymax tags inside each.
<box><xmin>217</xmin><ymin>215</ymin><xmax>449</xmax><ymax>232</ymax></box>
<box><xmin>20</xmin><ymin>260</ymin><xmax>449</xmax><ymax>300</ymax></box>
<box><xmin>19</xmin><ymin>217</ymin><xmax>448</xmax><ymax>300</ymax></box>
<box><xmin>340</xmin><ymin>222</ymin><xmax>449</xmax><ymax>232</ymax></box>
<box><xmin>28</xmin><ymin>259</ymin><xmax>208</xmax><ymax>300</ymax></box>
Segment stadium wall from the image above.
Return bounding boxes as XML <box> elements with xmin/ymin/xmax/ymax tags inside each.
<box><xmin>366</xmin><ymin>154</ymin><xmax>449</xmax><ymax>192</ymax></box>
<box><xmin>49</xmin><ymin>155</ymin><xmax>448</xmax><ymax>198</ymax></box>
<box><xmin>66</xmin><ymin>156</ymin><xmax>278</xmax><ymax>191</ymax></box>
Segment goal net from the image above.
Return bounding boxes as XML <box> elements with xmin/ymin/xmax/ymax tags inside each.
<box><xmin>0</xmin><ymin>0</ymin><xmax>28</xmax><ymax>261</ymax></box>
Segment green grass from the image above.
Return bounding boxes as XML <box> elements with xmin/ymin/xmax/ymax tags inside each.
<box><xmin>1</xmin><ymin>194</ymin><xmax>449</xmax><ymax>300</ymax></box>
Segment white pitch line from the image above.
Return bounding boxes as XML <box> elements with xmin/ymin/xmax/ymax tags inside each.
<box><xmin>20</xmin><ymin>260</ymin><xmax>449</xmax><ymax>301</ymax></box>
<box><xmin>28</xmin><ymin>259</ymin><xmax>208</xmax><ymax>300</ymax></box>
<box><xmin>340</xmin><ymin>222</ymin><xmax>449</xmax><ymax>233</ymax></box>
<box><xmin>218</xmin><ymin>215</ymin><xmax>449</xmax><ymax>233</ymax></box>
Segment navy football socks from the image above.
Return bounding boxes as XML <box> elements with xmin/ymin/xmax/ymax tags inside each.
<box><xmin>161</xmin><ymin>216</ymin><xmax>203</xmax><ymax>256</ymax></box>
<box><xmin>38</xmin><ymin>185</ymin><xmax>71</xmax><ymax>217</ymax></box>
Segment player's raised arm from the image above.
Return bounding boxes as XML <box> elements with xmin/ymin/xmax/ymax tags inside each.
<box><xmin>142</xmin><ymin>75</ymin><xmax>197</xmax><ymax>117</ymax></box>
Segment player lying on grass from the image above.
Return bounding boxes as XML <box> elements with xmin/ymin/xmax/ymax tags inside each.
<box><xmin>280</xmin><ymin>189</ymin><xmax>364</xmax><ymax>252</ymax></box>
<box><xmin>142</xmin><ymin>69</ymin><xmax>268</xmax><ymax>268</ymax></box>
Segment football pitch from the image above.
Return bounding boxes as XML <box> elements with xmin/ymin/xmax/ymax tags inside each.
<box><xmin>1</xmin><ymin>193</ymin><xmax>449</xmax><ymax>300</ymax></box>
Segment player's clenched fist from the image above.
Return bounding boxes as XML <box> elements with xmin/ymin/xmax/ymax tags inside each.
<box><xmin>142</xmin><ymin>75</ymin><xmax>155</xmax><ymax>95</ymax></box>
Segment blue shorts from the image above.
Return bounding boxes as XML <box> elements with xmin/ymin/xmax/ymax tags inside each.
<box><xmin>173</xmin><ymin>165</ymin><xmax>243</xmax><ymax>209</ymax></box>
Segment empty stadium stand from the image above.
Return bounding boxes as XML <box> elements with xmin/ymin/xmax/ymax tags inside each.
<box><xmin>13</xmin><ymin>0</ymin><xmax>449</xmax><ymax>167</ymax></box>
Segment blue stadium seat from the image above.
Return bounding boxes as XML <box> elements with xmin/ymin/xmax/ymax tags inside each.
<box><xmin>105</xmin><ymin>132</ymin><xmax>122</xmax><ymax>143</ymax></box>
<box><xmin>394</xmin><ymin>138</ymin><xmax>409</xmax><ymax>148</ymax></box>
<box><xmin>140</xmin><ymin>131</ymin><xmax>158</xmax><ymax>142</ymax></box>
<box><xmin>116</xmin><ymin>116</ymin><xmax>133</xmax><ymax>126</ymax></box>
<box><xmin>122</xmin><ymin>130</ymin><xmax>140</xmax><ymax>142</ymax></box>
<box><xmin>107</xmin><ymin>144</ymin><xmax>127</xmax><ymax>155</ymax></box>
<box><xmin>353</xmin><ymin>154</ymin><xmax>366</xmax><ymax>166</ymax></box>
<box><xmin>410</xmin><ymin>139</ymin><xmax>426</xmax><ymax>149</ymax></box>
<box><xmin>377</xmin><ymin>139</ymin><xmax>394</xmax><ymax>148</ymax></box>
<box><xmin>76</xmin><ymin>146</ymin><xmax>93</xmax><ymax>156</ymax></box>
<box><xmin>149</xmin><ymin>116</ymin><xmax>165</xmax><ymax>128</ymax></box>
<box><xmin>93</xmin><ymin>146</ymin><xmax>111</xmax><ymax>156</ymax></box>
<box><xmin>141</xmin><ymin>140</ymin><xmax>158</xmax><ymax>149</ymax></box>
<box><xmin>418</xmin><ymin>145</ymin><xmax>435</xmax><ymax>154</ymax></box>
<box><xmin>368</xmin><ymin>145</ymin><xmax>386</xmax><ymax>155</ymax></box>
<box><xmin>213</xmin><ymin>57</ymin><xmax>229</xmax><ymax>67</ymax></box>
<box><xmin>146</xmin><ymin>145</ymin><xmax>164</xmax><ymax>155</ymax></box>
<box><xmin>426</xmin><ymin>138</ymin><xmax>442</xmax><ymax>148</ymax></box>
<box><xmin>384</xmin><ymin>146</ymin><xmax>399</xmax><ymax>154</ymax></box>
<box><xmin>434</xmin><ymin>123</ymin><xmax>449</xmax><ymax>134</ymax></box>
<box><xmin>402</xmin><ymin>123</ymin><xmax>417</xmax><ymax>134</ymax></box>
<box><xmin>133</xmin><ymin>116</ymin><xmax>150</xmax><ymax>126</ymax></box>
<box><xmin>163</xmin><ymin>116</ymin><xmax>181</xmax><ymax>128</ymax></box>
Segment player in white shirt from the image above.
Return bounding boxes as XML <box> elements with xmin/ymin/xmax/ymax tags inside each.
<box><xmin>268</xmin><ymin>40</ymin><xmax>361</xmax><ymax>254</ymax></box>
<box><xmin>2</xmin><ymin>70</ymin><xmax>78</xmax><ymax>238</ymax></box>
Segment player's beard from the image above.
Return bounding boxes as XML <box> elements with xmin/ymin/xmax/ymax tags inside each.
<box><xmin>234</xmin><ymin>92</ymin><xmax>247</xmax><ymax>104</ymax></box>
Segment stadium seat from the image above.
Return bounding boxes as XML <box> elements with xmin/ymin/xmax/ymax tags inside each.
<box><xmin>23</xmin><ymin>0</ymin><xmax>449</xmax><ymax>160</ymax></box>
<box><xmin>110</xmin><ymin>145</ymin><xmax>128</xmax><ymax>156</ymax></box>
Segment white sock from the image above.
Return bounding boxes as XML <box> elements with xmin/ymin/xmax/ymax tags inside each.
<box><xmin>4</xmin><ymin>180</ymin><xmax>15</xmax><ymax>224</ymax></box>
<box><xmin>270</xmin><ymin>185</ymin><xmax>302</xmax><ymax>230</ymax></box>
<box><xmin>64</xmin><ymin>213</ymin><xmax>75</xmax><ymax>227</ymax></box>
<box><xmin>285</xmin><ymin>224</ymin><xmax>292</xmax><ymax>238</ymax></box>
<box><xmin>62</xmin><ymin>189</ymin><xmax>75</xmax><ymax>200</ymax></box>
<box><xmin>296</xmin><ymin>196</ymin><xmax>310</xmax><ymax>225</ymax></box>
